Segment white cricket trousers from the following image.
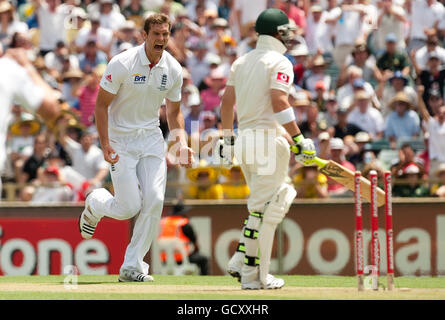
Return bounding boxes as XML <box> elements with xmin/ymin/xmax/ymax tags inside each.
<box><xmin>235</xmin><ymin>130</ymin><xmax>290</xmax><ymax>212</ymax></box>
<box><xmin>88</xmin><ymin>128</ymin><xmax>167</xmax><ymax>275</ymax></box>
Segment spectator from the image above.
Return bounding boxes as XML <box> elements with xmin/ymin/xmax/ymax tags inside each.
<box><xmin>333</xmin><ymin>104</ymin><xmax>363</xmax><ymax>139</ymax></box>
<box><xmin>411</xmin><ymin>51</ymin><xmax>445</xmax><ymax>114</ymax></box>
<box><xmin>158</xmin><ymin>202</ymin><xmax>210</xmax><ymax>275</ymax></box>
<box><xmin>417</xmin><ymin>85</ymin><xmax>445</xmax><ymax>178</ymax></box>
<box><xmin>233</xmin><ymin>0</ymin><xmax>267</xmax><ymax>39</ymax></box>
<box><xmin>302</xmin><ymin>55</ymin><xmax>331</xmax><ymax>98</ymax></box>
<box><xmin>77</xmin><ymin>40</ymin><xmax>108</xmax><ymax>74</ymax></box>
<box><xmin>44</xmin><ymin>41</ymin><xmax>80</xmax><ymax>78</ymax></box>
<box><xmin>77</xmin><ymin>65</ymin><xmax>104</xmax><ymax>128</ymax></box>
<box><xmin>304</xmin><ymin>4</ymin><xmax>333</xmax><ymax>56</ymax></box>
<box><xmin>347</xmin><ymin>131</ymin><xmax>373</xmax><ymax>169</ymax></box>
<box><xmin>18</xmin><ymin>133</ymin><xmax>50</xmax><ymax>184</ymax></box>
<box><xmin>122</xmin><ymin>0</ymin><xmax>146</xmax><ymax>19</ymax></box>
<box><xmin>96</xmin><ymin>0</ymin><xmax>126</xmax><ymax>31</ymax></box>
<box><xmin>65</xmin><ymin>7</ymin><xmax>88</xmax><ymax>49</ymax></box>
<box><xmin>181</xmin><ymin>67</ymin><xmax>199</xmax><ymax>116</ymax></box>
<box><xmin>276</xmin><ymin>0</ymin><xmax>306</xmax><ymax>32</ymax></box>
<box><xmin>312</xmin><ymin>80</ymin><xmax>328</xmax><ymax>112</ymax></box>
<box><xmin>327</xmin><ymin>137</ymin><xmax>356</xmax><ymax>196</ymax></box>
<box><xmin>392</xmin><ymin>162</ymin><xmax>429</xmax><ymax>197</ymax></box>
<box><xmin>290</xmin><ymin>89</ymin><xmax>311</xmax><ymax>124</ymax></box>
<box><xmin>326</xmin><ymin>0</ymin><xmax>366</xmax><ymax>69</ymax></box>
<box><xmin>186</xmin><ymin>40</ymin><xmax>211</xmax><ymax>87</ymax></box>
<box><xmin>376</xmin><ymin>33</ymin><xmax>410</xmax><ymax>75</ymax></box>
<box><xmin>425</xmin><ymin>88</ymin><xmax>444</xmax><ymax>116</ymax></box>
<box><xmin>75</xmin><ymin>12</ymin><xmax>113</xmax><ymax>56</ymax></box>
<box><xmin>186</xmin><ymin>160</ymin><xmax>223</xmax><ymax>199</ymax></box>
<box><xmin>186</xmin><ymin>0</ymin><xmax>218</xmax><ymax>23</ymax></box>
<box><xmin>8</xmin><ymin>113</ymin><xmax>41</xmax><ymax>181</ymax></box>
<box><xmin>60</xmin><ymin>68</ymin><xmax>83</xmax><ymax>109</ymax></box>
<box><xmin>374</xmin><ymin>0</ymin><xmax>406</xmax><ymax>52</ymax></box>
<box><xmin>221</xmin><ymin>164</ymin><xmax>250</xmax><ymax>199</ymax></box>
<box><xmin>200</xmin><ymin>68</ymin><xmax>226</xmax><ymax>112</ymax></box>
<box><xmin>384</xmin><ymin>92</ymin><xmax>421</xmax><ymax>147</ymax></box>
<box><xmin>169</xmin><ymin>21</ymin><xmax>192</xmax><ymax>65</ymax></box>
<box><xmin>414</xmin><ymin>32</ymin><xmax>445</xmax><ymax>70</ymax></box>
<box><xmin>26</xmin><ymin>166</ymin><xmax>75</xmax><ymax>202</ymax></box>
<box><xmin>430</xmin><ymin>163</ymin><xmax>445</xmax><ymax>197</ymax></box>
<box><xmin>406</xmin><ymin>0</ymin><xmax>444</xmax><ymax>52</ymax></box>
<box><xmin>346</xmin><ymin>90</ymin><xmax>385</xmax><ymax>139</ymax></box>
<box><xmin>199</xmin><ymin>111</ymin><xmax>219</xmax><ymax>163</ymax></box>
<box><xmin>328</xmin><ymin>138</ymin><xmax>355</xmax><ymax>197</ymax></box>
<box><xmin>293</xmin><ymin>164</ymin><xmax>329</xmax><ymax>199</ymax></box>
<box><xmin>287</xmin><ymin>43</ymin><xmax>309</xmax><ymax>86</ymax></box>
<box><xmin>390</xmin><ymin>143</ymin><xmax>425</xmax><ymax>177</ymax></box>
<box><xmin>298</xmin><ymin>103</ymin><xmax>319</xmax><ymax>139</ymax></box>
<box><xmin>235</xmin><ymin>21</ymin><xmax>257</xmax><ymax>56</ymax></box>
<box><xmin>337</xmin><ymin>66</ymin><xmax>380</xmax><ymax>111</ymax></box>
<box><xmin>0</xmin><ymin>1</ymin><xmax>28</xmax><ymax>48</ymax></box>
<box><xmin>318</xmin><ymin>92</ymin><xmax>339</xmax><ymax>128</ymax></box>
<box><xmin>338</xmin><ymin>41</ymin><xmax>381</xmax><ymax>88</ymax></box>
<box><xmin>377</xmin><ymin>70</ymin><xmax>417</xmax><ymax>117</ymax></box>
<box><xmin>184</xmin><ymin>93</ymin><xmax>202</xmax><ymax>136</ymax></box>
<box><xmin>56</xmin><ymin>120</ymin><xmax>109</xmax><ymax>189</ymax></box>
<box><xmin>110</xmin><ymin>20</ymin><xmax>138</xmax><ymax>57</ymax></box>
<box><xmin>32</xmin><ymin>0</ymin><xmax>72</xmax><ymax>56</ymax></box>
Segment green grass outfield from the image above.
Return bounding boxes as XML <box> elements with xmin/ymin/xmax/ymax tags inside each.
<box><xmin>1</xmin><ymin>275</ymin><xmax>445</xmax><ymax>300</ymax></box>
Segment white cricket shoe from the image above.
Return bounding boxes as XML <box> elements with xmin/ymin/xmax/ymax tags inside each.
<box><xmin>118</xmin><ymin>269</ymin><xmax>154</xmax><ymax>282</ymax></box>
<box><xmin>78</xmin><ymin>195</ymin><xmax>101</xmax><ymax>239</ymax></box>
<box><xmin>264</xmin><ymin>274</ymin><xmax>285</xmax><ymax>289</ymax></box>
<box><xmin>241</xmin><ymin>274</ymin><xmax>285</xmax><ymax>290</ymax></box>
<box><xmin>227</xmin><ymin>253</ymin><xmax>244</xmax><ymax>282</ymax></box>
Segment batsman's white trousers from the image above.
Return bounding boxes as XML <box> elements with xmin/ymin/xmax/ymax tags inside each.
<box><xmin>235</xmin><ymin>129</ymin><xmax>290</xmax><ymax>213</ymax></box>
<box><xmin>89</xmin><ymin>128</ymin><xmax>167</xmax><ymax>275</ymax></box>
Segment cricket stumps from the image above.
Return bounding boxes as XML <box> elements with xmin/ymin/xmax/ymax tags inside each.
<box><xmin>354</xmin><ymin>170</ymin><xmax>394</xmax><ymax>291</ymax></box>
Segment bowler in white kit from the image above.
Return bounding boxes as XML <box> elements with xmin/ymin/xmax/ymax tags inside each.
<box><xmin>79</xmin><ymin>13</ymin><xmax>193</xmax><ymax>282</ymax></box>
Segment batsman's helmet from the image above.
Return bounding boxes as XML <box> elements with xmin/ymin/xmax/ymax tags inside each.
<box><xmin>255</xmin><ymin>8</ymin><xmax>295</xmax><ymax>42</ymax></box>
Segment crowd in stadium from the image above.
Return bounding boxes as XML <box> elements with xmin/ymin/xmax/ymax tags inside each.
<box><xmin>1</xmin><ymin>0</ymin><xmax>445</xmax><ymax>202</ymax></box>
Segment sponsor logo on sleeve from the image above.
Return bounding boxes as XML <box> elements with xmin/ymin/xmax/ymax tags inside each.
<box><xmin>105</xmin><ymin>74</ymin><xmax>112</xmax><ymax>83</ymax></box>
<box><xmin>276</xmin><ymin>72</ymin><xmax>290</xmax><ymax>84</ymax></box>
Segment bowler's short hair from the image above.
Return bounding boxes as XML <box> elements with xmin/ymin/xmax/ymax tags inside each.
<box><xmin>143</xmin><ymin>13</ymin><xmax>171</xmax><ymax>34</ymax></box>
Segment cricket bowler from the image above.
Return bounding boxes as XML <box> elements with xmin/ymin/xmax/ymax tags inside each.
<box><xmin>78</xmin><ymin>13</ymin><xmax>193</xmax><ymax>282</ymax></box>
<box><xmin>218</xmin><ymin>8</ymin><xmax>317</xmax><ymax>290</ymax></box>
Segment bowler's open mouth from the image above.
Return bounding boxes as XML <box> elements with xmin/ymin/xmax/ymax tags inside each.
<box><xmin>154</xmin><ymin>44</ymin><xmax>164</xmax><ymax>50</ymax></box>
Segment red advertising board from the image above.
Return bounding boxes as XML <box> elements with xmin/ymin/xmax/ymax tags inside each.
<box><xmin>0</xmin><ymin>218</ymin><xmax>130</xmax><ymax>275</ymax></box>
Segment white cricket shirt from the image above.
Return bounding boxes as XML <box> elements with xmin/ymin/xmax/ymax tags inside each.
<box><xmin>227</xmin><ymin>35</ymin><xmax>294</xmax><ymax>131</ymax></box>
<box><xmin>426</xmin><ymin>117</ymin><xmax>445</xmax><ymax>162</ymax></box>
<box><xmin>0</xmin><ymin>58</ymin><xmax>43</xmax><ymax>172</ymax></box>
<box><xmin>64</xmin><ymin>137</ymin><xmax>109</xmax><ymax>180</ymax></box>
<box><xmin>100</xmin><ymin>44</ymin><xmax>183</xmax><ymax>137</ymax></box>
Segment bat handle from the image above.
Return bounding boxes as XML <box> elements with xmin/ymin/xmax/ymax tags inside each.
<box><xmin>312</xmin><ymin>157</ymin><xmax>328</xmax><ymax>168</ymax></box>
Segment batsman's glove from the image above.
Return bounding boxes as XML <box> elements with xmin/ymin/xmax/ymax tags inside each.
<box><xmin>215</xmin><ymin>136</ymin><xmax>235</xmax><ymax>168</ymax></box>
<box><xmin>290</xmin><ymin>134</ymin><xmax>316</xmax><ymax>166</ymax></box>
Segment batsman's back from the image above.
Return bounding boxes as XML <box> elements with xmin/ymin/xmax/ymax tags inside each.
<box><xmin>229</xmin><ymin>45</ymin><xmax>293</xmax><ymax>132</ymax></box>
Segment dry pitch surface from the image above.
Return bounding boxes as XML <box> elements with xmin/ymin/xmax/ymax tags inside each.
<box><xmin>0</xmin><ymin>275</ymin><xmax>445</xmax><ymax>300</ymax></box>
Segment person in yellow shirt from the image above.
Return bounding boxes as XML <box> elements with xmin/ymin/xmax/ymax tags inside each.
<box><xmin>221</xmin><ymin>164</ymin><xmax>250</xmax><ymax>199</ymax></box>
<box><xmin>186</xmin><ymin>160</ymin><xmax>224</xmax><ymax>200</ymax></box>
<box><xmin>293</xmin><ymin>165</ymin><xmax>329</xmax><ymax>199</ymax></box>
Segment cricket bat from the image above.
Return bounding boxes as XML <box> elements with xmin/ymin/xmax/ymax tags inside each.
<box><xmin>313</xmin><ymin>157</ymin><xmax>386</xmax><ymax>207</ymax></box>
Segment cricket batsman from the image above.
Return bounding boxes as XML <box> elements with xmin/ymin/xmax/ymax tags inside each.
<box><xmin>218</xmin><ymin>8</ymin><xmax>316</xmax><ymax>289</ymax></box>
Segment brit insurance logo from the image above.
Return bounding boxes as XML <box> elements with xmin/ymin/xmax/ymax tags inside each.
<box><xmin>158</xmin><ymin>74</ymin><xmax>167</xmax><ymax>91</ymax></box>
<box><xmin>132</xmin><ymin>73</ymin><xmax>146</xmax><ymax>84</ymax></box>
